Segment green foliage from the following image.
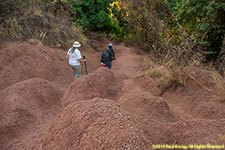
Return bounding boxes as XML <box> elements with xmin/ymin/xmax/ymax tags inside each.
<box><xmin>119</xmin><ymin>0</ymin><xmax>170</xmax><ymax>50</ymax></box>
<box><xmin>67</xmin><ymin>0</ymin><xmax>114</xmax><ymax>32</ymax></box>
<box><xmin>169</xmin><ymin>0</ymin><xmax>225</xmax><ymax>60</ymax></box>
<box><xmin>108</xmin><ymin>3</ymin><xmax>127</xmax><ymax>40</ymax></box>
<box><xmin>66</xmin><ymin>0</ymin><xmax>128</xmax><ymax>40</ymax></box>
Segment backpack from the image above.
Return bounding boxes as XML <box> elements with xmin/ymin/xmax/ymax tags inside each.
<box><xmin>101</xmin><ymin>49</ymin><xmax>110</xmax><ymax>63</ymax></box>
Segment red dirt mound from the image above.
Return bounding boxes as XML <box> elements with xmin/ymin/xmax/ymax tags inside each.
<box><xmin>161</xmin><ymin>66</ymin><xmax>225</xmax><ymax>120</ymax></box>
<box><xmin>116</xmin><ymin>79</ymin><xmax>178</xmax><ymax>144</ymax></box>
<box><xmin>0</xmin><ymin>42</ymin><xmax>72</xmax><ymax>90</ymax></box>
<box><xmin>62</xmin><ymin>67</ymin><xmax>117</xmax><ymax>106</ymax></box>
<box><xmin>194</xmin><ymin>101</ymin><xmax>225</xmax><ymax>119</ymax></box>
<box><xmin>135</xmin><ymin>66</ymin><xmax>225</xmax><ymax>121</ymax></box>
<box><xmin>0</xmin><ymin>78</ymin><xmax>62</xmax><ymax>150</ymax></box>
<box><xmin>117</xmin><ymin>79</ymin><xmax>176</xmax><ymax>123</ymax></box>
<box><xmin>167</xmin><ymin>119</ymin><xmax>225</xmax><ymax>145</ymax></box>
<box><xmin>94</xmin><ymin>34</ymin><xmax>109</xmax><ymax>44</ymax></box>
<box><xmin>86</xmin><ymin>33</ymin><xmax>111</xmax><ymax>51</ymax></box>
<box><xmin>135</xmin><ymin>76</ymin><xmax>162</xmax><ymax>96</ymax></box>
<box><xmin>40</xmin><ymin>98</ymin><xmax>152</xmax><ymax>150</ymax></box>
<box><xmin>88</xmin><ymin>39</ymin><xmax>105</xmax><ymax>52</ymax></box>
<box><xmin>183</xmin><ymin>66</ymin><xmax>215</xmax><ymax>90</ymax></box>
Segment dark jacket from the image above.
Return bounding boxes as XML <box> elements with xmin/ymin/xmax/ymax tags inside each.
<box><xmin>101</xmin><ymin>48</ymin><xmax>115</xmax><ymax>63</ymax></box>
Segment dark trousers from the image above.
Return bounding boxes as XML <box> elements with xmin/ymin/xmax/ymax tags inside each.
<box><xmin>105</xmin><ymin>61</ymin><xmax>112</xmax><ymax>69</ymax></box>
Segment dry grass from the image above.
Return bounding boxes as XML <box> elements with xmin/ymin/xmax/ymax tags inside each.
<box><xmin>185</xmin><ymin>71</ymin><xmax>225</xmax><ymax>102</ymax></box>
<box><xmin>145</xmin><ymin>59</ymin><xmax>183</xmax><ymax>90</ymax></box>
<box><xmin>71</xmin><ymin>24</ymin><xmax>88</xmax><ymax>48</ymax></box>
<box><xmin>0</xmin><ymin>0</ymin><xmax>88</xmax><ymax>49</ymax></box>
<box><xmin>62</xmin><ymin>24</ymin><xmax>88</xmax><ymax>50</ymax></box>
<box><xmin>145</xmin><ymin>55</ymin><xmax>225</xmax><ymax>101</ymax></box>
<box><xmin>144</xmin><ymin>58</ymin><xmax>155</xmax><ymax>70</ymax></box>
<box><xmin>218</xmin><ymin>134</ymin><xmax>225</xmax><ymax>142</ymax></box>
<box><xmin>210</xmin><ymin>73</ymin><xmax>225</xmax><ymax>102</ymax></box>
<box><xmin>218</xmin><ymin>128</ymin><xmax>225</xmax><ymax>142</ymax></box>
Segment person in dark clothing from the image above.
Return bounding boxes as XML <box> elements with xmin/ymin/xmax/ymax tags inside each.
<box><xmin>101</xmin><ymin>43</ymin><xmax>116</xmax><ymax>69</ymax></box>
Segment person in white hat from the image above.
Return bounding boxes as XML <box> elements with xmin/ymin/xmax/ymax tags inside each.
<box><xmin>66</xmin><ymin>41</ymin><xmax>86</xmax><ymax>79</ymax></box>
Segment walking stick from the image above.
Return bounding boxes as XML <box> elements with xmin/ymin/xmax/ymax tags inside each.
<box><xmin>83</xmin><ymin>56</ymin><xmax>88</xmax><ymax>74</ymax></box>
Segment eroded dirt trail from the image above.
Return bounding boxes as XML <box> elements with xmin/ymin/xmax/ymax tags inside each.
<box><xmin>1</xmin><ymin>40</ymin><xmax>225</xmax><ymax>150</ymax></box>
<box><xmin>104</xmin><ymin>42</ymin><xmax>225</xmax><ymax>146</ymax></box>
<box><xmin>111</xmin><ymin>43</ymin><xmax>142</xmax><ymax>79</ymax></box>
<box><xmin>110</xmin><ymin>43</ymin><xmax>192</xmax><ymax>120</ymax></box>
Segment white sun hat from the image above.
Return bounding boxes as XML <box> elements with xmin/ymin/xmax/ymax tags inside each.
<box><xmin>73</xmin><ymin>41</ymin><xmax>81</xmax><ymax>47</ymax></box>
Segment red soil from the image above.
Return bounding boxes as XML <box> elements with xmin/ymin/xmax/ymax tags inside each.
<box><xmin>0</xmin><ymin>37</ymin><xmax>225</xmax><ymax>150</ymax></box>
<box><xmin>62</xmin><ymin>67</ymin><xmax>116</xmax><ymax>107</ymax></box>
<box><xmin>0</xmin><ymin>42</ymin><xmax>73</xmax><ymax>90</ymax></box>
<box><xmin>0</xmin><ymin>78</ymin><xmax>62</xmax><ymax>150</ymax></box>
<box><xmin>167</xmin><ymin>119</ymin><xmax>225</xmax><ymax>145</ymax></box>
<box><xmin>40</xmin><ymin>98</ymin><xmax>152</xmax><ymax>150</ymax></box>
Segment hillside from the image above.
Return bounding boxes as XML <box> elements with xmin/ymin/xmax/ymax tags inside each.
<box><xmin>0</xmin><ymin>36</ymin><xmax>225</xmax><ymax>150</ymax></box>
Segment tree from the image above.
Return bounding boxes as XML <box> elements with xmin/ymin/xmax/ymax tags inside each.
<box><xmin>118</xmin><ymin>0</ymin><xmax>170</xmax><ymax>49</ymax></box>
<box><xmin>169</xmin><ymin>0</ymin><xmax>225</xmax><ymax>61</ymax></box>
<box><xmin>67</xmin><ymin>0</ymin><xmax>115</xmax><ymax>32</ymax></box>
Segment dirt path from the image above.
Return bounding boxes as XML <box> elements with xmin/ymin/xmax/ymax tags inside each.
<box><xmin>111</xmin><ymin>43</ymin><xmax>142</xmax><ymax>79</ymax></box>
<box><xmin>1</xmin><ymin>40</ymin><xmax>225</xmax><ymax>149</ymax></box>
<box><xmin>111</xmin><ymin>43</ymin><xmax>193</xmax><ymax>120</ymax></box>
